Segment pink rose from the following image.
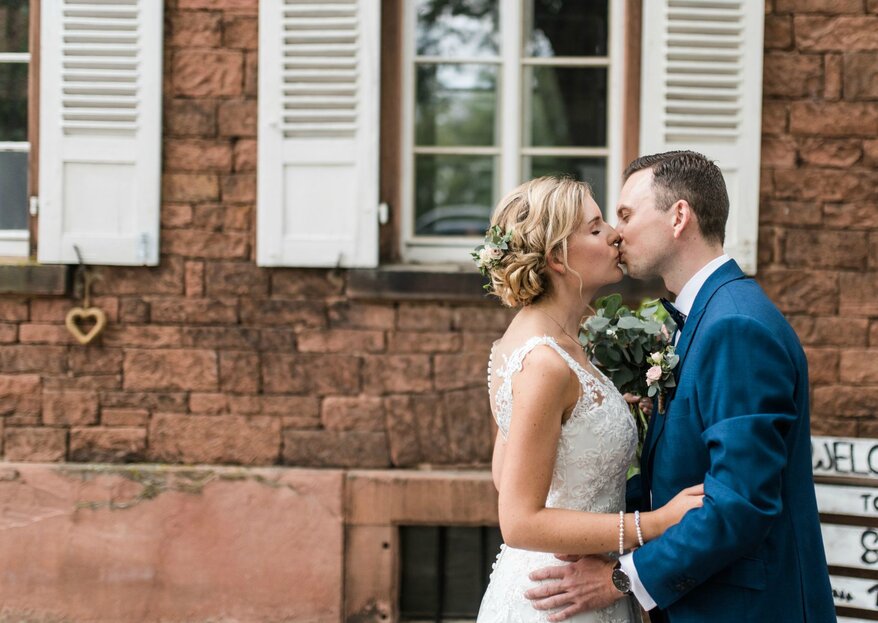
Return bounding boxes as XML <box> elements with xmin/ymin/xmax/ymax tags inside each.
<box><xmin>646</xmin><ymin>365</ymin><xmax>663</xmax><ymax>384</ymax></box>
<box><xmin>487</xmin><ymin>246</ymin><xmax>504</xmax><ymax>260</ymax></box>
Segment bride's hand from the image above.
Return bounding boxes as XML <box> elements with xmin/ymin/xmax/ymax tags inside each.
<box><xmin>655</xmin><ymin>483</ymin><xmax>704</xmax><ymax>531</ymax></box>
<box><xmin>622</xmin><ymin>393</ymin><xmax>653</xmax><ymax>417</ymax></box>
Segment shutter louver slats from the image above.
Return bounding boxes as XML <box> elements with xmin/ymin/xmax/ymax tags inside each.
<box><xmin>38</xmin><ymin>0</ymin><xmax>162</xmax><ymax>266</ymax></box>
<box><xmin>257</xmin><ymin>0</ymin><xmax>379</xmax><ymax>268</ymax></box>
<box><xmin>282</xmin><ymin>3</ymin><xmax>360</xmax><ymax>139</ymax></box>
<box><xmin>640</xmin><ymin>0</ymin><xmax>763</xmax><ymax>274</ymax></box>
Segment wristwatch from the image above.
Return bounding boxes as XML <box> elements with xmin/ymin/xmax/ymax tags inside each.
<box><xmin>612</xmin><ymin>561</ymin><xmax>632</xmax><ymax>595</ymax></box>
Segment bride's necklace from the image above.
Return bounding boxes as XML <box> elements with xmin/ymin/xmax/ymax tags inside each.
<box><xmin>537</xmin><ymin>308</ymin><xmax>583</xmax><ymax>349</ymax></box>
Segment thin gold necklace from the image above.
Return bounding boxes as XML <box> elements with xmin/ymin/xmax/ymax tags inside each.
<box><xmin>537</xmin><ymin>308</ymin><xmax>583</xmax><ymax>349</ymax></box>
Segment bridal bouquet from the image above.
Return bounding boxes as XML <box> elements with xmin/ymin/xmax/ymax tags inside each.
<box><xmin>580</xmin><ymin>295</ymin><xmax>679</xmax><ymax>465</ymax></box>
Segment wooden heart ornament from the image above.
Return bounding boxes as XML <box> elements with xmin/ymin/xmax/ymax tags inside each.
<box><xmin>65</xmin><ymin>306</ymin><xmax>107</xmax><ymax>345</ymax></box>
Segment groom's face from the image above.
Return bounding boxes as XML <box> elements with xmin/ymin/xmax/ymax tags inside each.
<box><xmin>615</xmin><ymin>169</ymin><xmax>674</xmax><ymax>279</ymax></box>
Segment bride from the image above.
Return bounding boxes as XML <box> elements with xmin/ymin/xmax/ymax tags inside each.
<box><xmin>476</xmin><ymin>177</ymin><xmax>703</xmax><ymax>623</ymax></box>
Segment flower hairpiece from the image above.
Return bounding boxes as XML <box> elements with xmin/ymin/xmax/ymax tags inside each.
<box><xmin>471</xmin><ymin>225</ymin><xmax>514</xmax><ymax>291</ymax></box>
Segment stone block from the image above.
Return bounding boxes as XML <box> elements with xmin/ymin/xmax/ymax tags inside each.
<box><xmin>362</xmin><ymin>355</ymin><xmax>432</xmax><ymax>394</ymax></box>
<box><xmin>219</xmin><ymin>350</ymin><xmax>260</xmax><ymax>393</ymax></box>
<box><xmin>4</xmin><ymin>428</ymin><xmax>66</xmax><ymax>461</ymax></box>
<box><xmin>282</xmin><ymin>430</ymin><xmax>389</xmax><ymax>468</ymax></box>
<box><xmin>172</xmin><ymin>50</ymin><xmax>243</xmax><ymax>97</ymax></box>
<box><xmin>762</xmin><ymin>53</ymin><xmax>822</xmax><ymax>97</ymax></box>
<box><xmin>840</xmin><ymin>349</ymin><xmax>878</xmax><ymax>383</ymax></box>
<box><xmin>757</xmin><ymin>269</ymin><xmax>838</xmax><ymax>315</ymax></box>
<box><xmin>162</xmin><ymin>173</ymin><xmax>219</xmax><ymax>203</ymax></box>
<box><xmin>297</xmin><ymin>329</ymin><xmax>385</xmax><ymax>353</ymax></box>
<box><xmin>240</xmin><ymin>299</ymin><xmax>325</xmax><ymax>328</ymax></box>
<box><xmin>783</xmin><ymin>229</ymin><xmax>868</xmax><ymax>269</ymax></box>
<box><xmin>223</xmin><ymin>15</ymin><xmax>257</xmax><ymax>48</ymax></box>
<box><xmin>42</xmin><ymin>390</ymin><xmax>99</xmax><ymax>426</ymax></box>
<box><xmin>262</xmin><ymin>353</ymin><xmax>360</xmax><ymax>395</ymax></box>
<box><xmin>164</xmin><ymin>139</ymin><xmax>232</xmax><ymax>172</ymax></box>
<box><xmin>434</xmin><ymin>353</ymin><xmax>487</xmax><ymax>390</ymax></box>
<box><xmin>789</xmin><ymin>316</ymin><xmax>869</xmax><ymax>347</ymax></box>
<box><xmin>165</xmin><ymin>99</ymin><xmax>216</xmax><ymax>137</ymax></box>
<box><xmin>790</xmin><ymin>102</ymin><xmax>878</xmax><ymax>137</ymax></box>
<box><xmin>844</xmin><ymin>52</ymin><xmax>878</xmax><ymax>99</ymax></box>
<box><xmin>271</xmin><ymin>269</ymin><xmax>345</xmax><ymax>299</ymax></box>
<box><xmin>795</xmin><ymin>16</ymin><xmax>878</xmax><ymax>52</ymax></box>
<box><xmin>168</xmin><ymin>10</ymin><xmax>222</xmax><ymax>48</ymax></box>
<box><xmin>123</xmin><ymin>349</ymin><xmax>218</xmax><ymax>392</ymax></box>
<box><xmin>101</xmin><ymin>408</ymin><xmax>149</xmax><ymax>427</ymax></box>
<box><xmin>69</xmin><ymin>427</ymin><xmax>146</xmax><ymax>462</ymax></box>
<box><xmin>217</xmin><ymin>100</ymin><xmax>256</xmax><ymax>137</ymax></box>
<box><xmin>149</xmin><ymin>413</ymin><xmax>280</xmax><ymax>464</ymax></box>
<box><xmin>321</xmin><ymin>396</ymin><xmax>384</xmax><ymax>431</ymax></box>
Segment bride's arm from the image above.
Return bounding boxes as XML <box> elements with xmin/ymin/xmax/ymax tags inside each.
<box><xmin>498</xmin><ymin>348</ymin><xmax>700</xmax><ymax>554</ymax></box>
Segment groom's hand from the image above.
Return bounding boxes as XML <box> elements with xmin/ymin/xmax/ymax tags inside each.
<box><xmin>524</xmin><ymin>555</ymin><xmax>621</xmax><ymax>622</ymax></box>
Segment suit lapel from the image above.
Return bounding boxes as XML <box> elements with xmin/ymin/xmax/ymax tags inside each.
<box><xmin>641</xmin><ymin>260</ymin><xmax>749</xmax><ymax>497</ymax></box>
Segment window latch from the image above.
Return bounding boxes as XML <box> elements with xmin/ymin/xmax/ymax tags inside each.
<box><xmin>378</xmin><ymin>202</ymin><xmax>389</xmax><ymax>225</ymax></box>
<box><xmin>29</xmin><ymin>196</ymin><xmax>38</xmax><ymax>216</ymax></box>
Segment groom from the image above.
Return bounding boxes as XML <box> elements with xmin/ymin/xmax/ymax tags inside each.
<box><xmin>524</xmin><ymin>151</ymin><xmax>835</xmax><ymax>622</ymax></box>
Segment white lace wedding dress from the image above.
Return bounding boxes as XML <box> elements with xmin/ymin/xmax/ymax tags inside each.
<box><xmin>477</xmin><ymin>336</ymin><xmax>641</xmax><ymax>623</ymax></box>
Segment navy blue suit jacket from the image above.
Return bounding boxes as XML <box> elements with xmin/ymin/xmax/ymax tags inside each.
<box><xmin>632</xmin><ymin>260</ymin><xmax>835</xmax><ymax>622</ymax></box>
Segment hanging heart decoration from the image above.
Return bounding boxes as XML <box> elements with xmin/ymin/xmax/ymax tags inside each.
<box><xmin>65</xmin><ymin>306</ymin><xmax>107</xmax><ymax>345</ymax></box>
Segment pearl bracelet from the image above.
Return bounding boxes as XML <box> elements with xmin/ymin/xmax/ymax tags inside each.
<box><xmin>618</xmin><ymin>510</ymin><xmax>625</xmax><ymax>555</ymax></box>
<box><xmin>634</xmin><ymin>510</ymin><xmax>644</xmax><ymax>547</ymax></box>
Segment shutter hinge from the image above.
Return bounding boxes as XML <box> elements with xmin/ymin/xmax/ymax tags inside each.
<box><xmin>378</xmin><ymin>202</ymin><xmax>389</xmax><ymax>225</ymax></box>
<box><xmin>29</xmin><ymin>196</ymin><xmax>38</xmax><ymax>216</ymax></box>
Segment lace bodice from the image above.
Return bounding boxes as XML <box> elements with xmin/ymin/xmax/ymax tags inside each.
<box><xmin>478</xmin><ymin>336</ymin><xmax>640</xmax><ymax>623</ymax></box>
<box><xmin>489</xmin><ymin>336</ymin><xmax>637</xmax><ymax>513</ymax></box>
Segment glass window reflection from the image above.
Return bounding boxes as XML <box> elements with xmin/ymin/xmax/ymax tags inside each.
<box><xmin>416</xmin><ymin>64</ymin><xmax>497</xmax><ymax>147</ymax></box>
<box><xmin>526</xmin><ymin>0</ymin><xmax>608</xmax><ymax>58</ymax></box>
<box><xmin>415</xmin><ymin>154</ymin><xmax>495</xmax><ymax>237</ymax></box>
<box><xmin>527</xmin><ymin>66</ymin><xmax>607</xmax><ymax>147</ymax></box>
<box><xmin>416</xmin><ymin>0</ymin><xmax>499</xmax><ymax>57</ymax></box>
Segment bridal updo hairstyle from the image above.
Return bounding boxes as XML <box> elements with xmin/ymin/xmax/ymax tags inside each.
<box><xmin>486</xmin><ymin>176</ymin><xmax>592</xmax><ymax>308</ymax></box>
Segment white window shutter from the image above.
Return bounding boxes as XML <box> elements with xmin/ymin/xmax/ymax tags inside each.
<box><xmin>257</xmin><ymin>0</ymin><xmax>379</xmax><ymax>268</ymax></box>
<box><xmin>38</xmin><ymin>0</ymin><xmax>163</xmax><ymax>266</ymax></box>
<box><xmin>639</xmin><ymin>0</ymin><xmax>764</xmax><ymax>274</ymax></box>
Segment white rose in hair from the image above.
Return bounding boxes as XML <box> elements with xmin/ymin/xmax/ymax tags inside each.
<box><xmin>487</xmin><ymin>246</ymin><xmax>504</xmax><ymax>261</ymax></box>
<box><xmin>478</xmin><ymin>248</ymin><xmax>493</xmax><ymax>264</ymax></box>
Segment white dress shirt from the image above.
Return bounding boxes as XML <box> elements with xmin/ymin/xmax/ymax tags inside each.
<box><xmin>619</xmin><ymin>253</ymin><xmax>731</xmax><ymax>610</ymax></box>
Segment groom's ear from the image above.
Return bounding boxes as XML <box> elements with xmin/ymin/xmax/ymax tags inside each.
<box><xmin>671</xmin><ymin>200</ymin><xmax>694</xmax><ymax>239</ymax></box>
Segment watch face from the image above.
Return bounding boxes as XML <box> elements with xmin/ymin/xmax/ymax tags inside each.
<box><xmin>612</xmin><ymin>566</ymin><xmax>632</xmax><ymax>594</ymax></box>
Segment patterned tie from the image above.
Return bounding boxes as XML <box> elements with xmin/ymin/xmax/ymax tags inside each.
<box><xmin>660</xmin><ymin>298</ymin><xmax>687</xmax><ymax>332</ymax></box>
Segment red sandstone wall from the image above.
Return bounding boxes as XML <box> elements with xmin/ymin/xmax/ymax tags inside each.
<box><xmin>757</xmin><ymin>0</ymin><xmax>878</xmax><ymax>438</ymax></box>
<box><xmin>0</xmin><ymin>0</ymin><xmax>875</xmax><ymax>469</ymax></box>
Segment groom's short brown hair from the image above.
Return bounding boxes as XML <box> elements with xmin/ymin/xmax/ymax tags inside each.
<box><xmin>623</xmin><ymin>150</ymin><xmax>729</xmax><ymax>244</ymax></box>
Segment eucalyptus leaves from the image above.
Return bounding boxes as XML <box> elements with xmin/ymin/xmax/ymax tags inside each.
<box><xmin>581</xmin><ymin>293</ymin><xmax>680</xmax><ymax>458</ymax></box>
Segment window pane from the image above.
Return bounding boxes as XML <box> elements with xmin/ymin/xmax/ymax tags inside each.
<box><xmin>526</xmin><ymin>0</ymin><xmax>608</xmax><ymax>58</ymax></box>
<box><xmin>526</xmin><ymin>156</ymin><xmax>607</xmax><ymax>215</ymax></box>
<box><xmin>416</xmin><ymin>0</ymin><xmax>499</xmax><ymax>57</ymax></box>
<box><xmin>527</xmin><ymin>67</ymin><xmax>607</xmax><ymax>147</ymax></box>
<box><xmin>0</xmin><ymin>151</ymin><xmax>29</xmax><ymax>230</ymax></box>
<box><xmin>0</xmin><ymin>1</ymin><xmax>29</xmax><ymax>54</ymax></box>
<box><xmin>400</xmin><ymin>526</ymin><xmax>440</xmax><ymax>617</ymax></box>
<box><xmin>416</xmin><ymin>63</ymin><xmax>497</xmax><ymax>147</ymax></box>
<box><xmin>0</xmin><ymin>63</ymin><xmax>28</xmax><ymax>141</ymax></box>
<box><xmin>415</xmin><ymin>154</ymin><xmax>495</xmax><ymax>237</ymax></box>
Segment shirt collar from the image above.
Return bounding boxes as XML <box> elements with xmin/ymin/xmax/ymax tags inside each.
<box><xmin>673</xmin><ymin>254</ymin><xmax>731</xmax><ymax>317</ymax></box>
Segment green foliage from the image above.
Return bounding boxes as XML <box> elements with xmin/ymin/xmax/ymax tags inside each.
<box><xmin>581</xmin><ymin>295</ymin><xmax>675</xmax><ymax>397</ymax></box>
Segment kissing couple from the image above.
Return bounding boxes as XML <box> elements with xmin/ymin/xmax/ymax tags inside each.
<box><xmin>475</xmin><ymin>151</ymin><xmax>835</xmax><ymax>623</ymax></box>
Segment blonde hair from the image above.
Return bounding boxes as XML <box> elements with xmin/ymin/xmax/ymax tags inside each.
<box><xmin>487</xmin><ymin>176</ymin><xmax>592</xmax><ymax>307</ymax></box>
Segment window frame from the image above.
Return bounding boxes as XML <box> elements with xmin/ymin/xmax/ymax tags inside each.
<box><xmin>397</xmin><ymin>0</ymin><xmax>626</xmax><ymax>265</ymax></box>
<box><xmin>0</xmin><ymin>0</ymin><xmax>35</xmax><ymax>258</ymax></box>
